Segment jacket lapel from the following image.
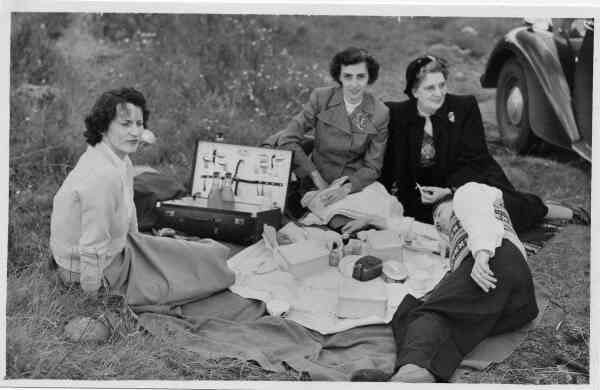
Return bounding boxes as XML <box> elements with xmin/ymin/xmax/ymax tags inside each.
<box><xmin>354</xmin><ymin>93</ymin><xmax>377</xmax><ymax>134</ymax></box>
<box><xmin>431</xmin><ymin>97</ymin><xmax>451</xmax><ymax>175</ymax></box>
<box><xmin>406</xmin><ymin>99</ymin><xmax>424</xmax><ymax>177</ymax></box>
<box><xmin>317</xmin><ymin>87</ymin><xmax>353</xmax><ymax>134</ymax></box>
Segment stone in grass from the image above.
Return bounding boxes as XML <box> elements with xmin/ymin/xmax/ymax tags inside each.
<box><xmin>64</xmin><ymin>316</ymin><xmax>110</xmax><ymax>343</ymax></box>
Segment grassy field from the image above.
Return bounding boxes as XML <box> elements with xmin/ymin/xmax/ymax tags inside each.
<box><xmin>8</xmin><ymin>14</ymin><xmax>590</xmax><ymax>383</ymax></box>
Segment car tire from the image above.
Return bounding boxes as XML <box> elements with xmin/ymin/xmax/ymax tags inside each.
<box><xmin>496</xmin><ymin>58</ymin><xmax>538</xmax><ymax>153</ymax></box>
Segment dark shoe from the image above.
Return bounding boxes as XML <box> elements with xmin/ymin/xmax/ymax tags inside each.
<box><xmin>350</xmin><ymin>368</ymin><xmax>393</xmax><ymax>382</ymax></box>
<box><xmin>548</xmin><ymin>200</ymin><xmax>590</xmax><ymax>226</ymax></box>
<box><xmin>571</xmin><ymin>206</ymin><xmax>590</xmax><ymax>225</ymax></box>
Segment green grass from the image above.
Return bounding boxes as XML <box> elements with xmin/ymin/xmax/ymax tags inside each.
<box><xmin>6</xmin><ymin>261</ymin><xmax>303</xmax><ymax>380</ymax></box>
<box><xmin>8</xmin><ymin>13</ymin><xmax>590</xmax><ymax>382</ymax></box>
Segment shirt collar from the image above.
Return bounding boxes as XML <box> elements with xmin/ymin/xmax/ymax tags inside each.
<box><xmin>344</xmin><ymin>97</ymin><xmax>362</xmax><ymax>113</ymax></box>
<box><xmin>409</xmin><ymin>95</ymin><xmax>451</xmax><ymax>122</ymax></box>
<box><xmin>329</xmin><ymin>86</ymin><xmax>376</xmax><ymax>115</ymax></box>
<box><xmin>95</xmin><ymin>141</ymin><xmax>130</xmax><ymax>172</ymax></box>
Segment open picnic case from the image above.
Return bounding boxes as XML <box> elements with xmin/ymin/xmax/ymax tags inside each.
<box><xmin>155</xmin><ymin>140</ymin><xmax>293</xmax><ymax>245</ymax></box>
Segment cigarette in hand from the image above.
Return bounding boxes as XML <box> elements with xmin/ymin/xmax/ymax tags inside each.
<box><xmin>415</xmin><ymin>183</ymin><xmax>424</xmax><ymax>196</ymax></box>
<box><xmin>416</xmin><ymin>183</ymin><xmax>434</xmax><ymax>195</ymax></box>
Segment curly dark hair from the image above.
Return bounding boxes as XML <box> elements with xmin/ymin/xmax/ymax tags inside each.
<box><xmin>83</xmin><ymin>87</ymin><xmax>149</xmax><ymax>146</ymax></box>
<box><xmin>404</xmin><ymin>55</ymin><xmax>449</xmax><ymax>99</ymax></box>
<box><xmin>329</xmin><ymin>47</ymin><xmax>380</xmax><ymax>85</ymax></box>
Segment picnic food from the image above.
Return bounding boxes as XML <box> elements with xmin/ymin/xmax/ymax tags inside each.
<box><xmin>276</xmin><ymin>240</ymin><xmax>330</xmax><ymax>279</ymax></box>
<box><xmin>381</xmin><ymin>260</ymin><xmax>408</xmax><ymax>283</ymax></box>
<box><xmin>336</xmin><ymin>278</ymin><xmax>387</xmax><ymax>319</ymax></box>
<box><xmin>352</xmin><ymin>255</ymin><xmax>384</xmax><ymax>281</ymax></box>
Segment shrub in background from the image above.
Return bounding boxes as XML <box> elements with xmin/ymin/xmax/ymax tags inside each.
<box><xmin>84</xmin><ymin>14</ymin><xmax>318</xmax><ymax>172</ymax></box>
<box><xmin>8</xmin><ymin>13</ymin><xmax>520</xmax><ymax>272</ymax></box>
<box><xmin>9</xmin><ymin>13</ymin><xmax>325</xmax><ymax>271</ymax></box>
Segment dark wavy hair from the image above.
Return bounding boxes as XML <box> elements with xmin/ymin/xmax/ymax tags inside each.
<box><xmin>329</xmin><ymin>47</ymin><xmax>380</xmax><ymax>85</ymax></box>
<box><xmin>432</xmin><ymin>193</ymin><xmax>454</xmax><ymax>233</ymax></box>
<box><xmin>404</xmin><ymin>55</ymin><xmax>449</xmax><ymax>99</ymax></box>
<box><xmin>83</xmin><ymin>87</ymin><xmax>149</xmax><ymax>146</ymax></box>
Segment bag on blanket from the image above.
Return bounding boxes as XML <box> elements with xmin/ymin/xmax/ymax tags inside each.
<box><xmin>301</xmin><ymin>181</ymin><xmax>404</xmax><ymax>227</ymax></box>
<box><xmin>134</xmin><ymin>171</ymin><xmax>187</xmax><ymax>231</ymax></box>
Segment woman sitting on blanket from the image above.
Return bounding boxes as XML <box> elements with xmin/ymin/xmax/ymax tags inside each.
<box><xmin>268</xmin><ymin>47</ymin><xmax>389</xmax><ymax>218</ymax></box>
<box><xmin>343</xmin><ymin>182</ymin><xmax>539</xmax><ymax>383</ymax></box>
<box><xmin>49</xmin><ymin>87</ymin><xmax>234</xmax><ymax>304</ymax></box>
<box><xmin>380</xmin><ymin>55</ymin><xmax>589</xmax><ymax>233</ymax></box>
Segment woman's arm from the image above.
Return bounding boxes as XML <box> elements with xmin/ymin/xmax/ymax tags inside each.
<box><xmin>76</xmin><ymin>176</ymin><xmax>117</xmax><ymax>293</ymax></box>
<box><xmin>378</xmin><ymin>128</ymin><xmax>396</xmax><ymax>191</ymax></box>
<box><xmin>453</xmin><ymin>182</ymin><xmax>505</xmax><ymax>292</ymax></box>
<box><xmin>452</xmin><ymin>182</ymin><xmax>504</xmax><ymax>259</ymax></box>
<box><xmin>126</xmin><ymin>160</ymin><xmax>139</xmax><ymax>233</ymax></box>
<box><xmin>346</xmin><ymin>108</ymin><xmax>389</xmax><ymax>192</ymax></box>
<box><xmin>380</xmin><ymin>102</ymin><xmax>417</xmax><ymax>211</ymax></box>
<box><xmin>447</xmin><ymin>96</ymin><xmax>494</xmax><ymax>188</ymax></box>
<box><xmin>277</xmin><ymin>89</ymin><xmax>321</xmax><ymax>181</ymax></box>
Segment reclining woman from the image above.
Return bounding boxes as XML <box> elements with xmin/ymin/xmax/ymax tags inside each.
<box><xmin>380</xmin><ymin>55</ymin><xmax>589</xmax><ymax>233</ymax></box>
<box><xmin>267</xmin><ymin>47</ymin><xmax>389</xmax><ymax>218</ymax></box>
<box><xmin>49</xmin><ymin>87</ymin><xmax>234</xmax><ymax>306</ymax></box>
<box><xmin>344</xmin><ymin>181</ymin><xmax>539</xmax><ymax>382</ymax></box>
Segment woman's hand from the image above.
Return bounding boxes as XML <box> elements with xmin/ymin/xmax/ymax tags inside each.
<box><xmin>341</xmin><ymin>217</ymin><xmax>372</xmax><ymax>234</ymax></box>
<box><xmin>310</xmin><ymin>170</ymin><xmax>329</xmax><ymax>190</ymax></box>
<box><xmin>320</xmin><ymin>183</ymin><xmax>352</xmax><ymax>207</ymax></box>
<box><xmin>419</xmin><ymin>186</ymin><xmax>452</xmax><ymax>204</ymax></box>
<box><xmin>470</xmin><ymin>250</ymin><xmax>497</xmax><ymax>292</ymax></box>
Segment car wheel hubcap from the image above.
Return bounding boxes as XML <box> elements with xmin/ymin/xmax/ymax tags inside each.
<box><xmin>506</xmin><ymin>85</ymin><xmax>524</xmax><ymax>125</ymax></box>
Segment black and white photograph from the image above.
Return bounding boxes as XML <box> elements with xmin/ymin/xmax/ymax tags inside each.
<box><xmin>4</xmin><ymin>2</ymin><xmax>596</xmax><ymax>387</ymax></box>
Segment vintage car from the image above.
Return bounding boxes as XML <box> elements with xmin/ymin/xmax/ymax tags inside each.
<box><xmin>480</xmin><ymin>18</ymin><xmax>592</xmax><ymax>161</ymax></box>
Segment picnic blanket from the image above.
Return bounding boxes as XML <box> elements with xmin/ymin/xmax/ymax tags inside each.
<box><xmin>134</xmin><ymin>234</ymin><xmax>549</xmax><ymax>381</ymax></box>
<box><xmin>130</xmin><ymin>167</ymin><xmax>554</xmax><ymax>380</ymax></box>
<box><xmin>136</xmin><ymin>287</ymin><xmax>548</xmax><ymax>381</ymax></box>
<box><xmin>227</xmin><ymin>237</ymin><xmax>448</xmax><ymax>334</ymax></box>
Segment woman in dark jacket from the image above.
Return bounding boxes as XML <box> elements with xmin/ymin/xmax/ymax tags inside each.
<box><xmin>380</xmin><ymin>55</ymin><xmax>588</xmax><ymax>233</ymax></box>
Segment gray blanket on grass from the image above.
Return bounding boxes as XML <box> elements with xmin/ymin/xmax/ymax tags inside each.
<box><xmin>136</xmin><ymin>288</ymin><xmax>548</xmax><ymax>381</ymax></box>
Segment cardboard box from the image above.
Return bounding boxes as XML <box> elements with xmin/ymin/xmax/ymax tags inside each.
<box><xmin>336</xmin><ymin>278</ymin><xmax>387</xmax><ymax>319</ymax></box>
<box><xmin>361</xmin><ymin>229</ymin><xmax>404</xmax><ymax>261</ymax></box>
<box><xmin>275</xmin><ymin>240</ymin><xmax>330</xmax><ymax>279</ymax></box>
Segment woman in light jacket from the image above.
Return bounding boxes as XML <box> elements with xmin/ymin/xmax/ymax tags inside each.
<box><xmin>272</xmin><ymin>47</ymin><xmax>389</xmax><ymax>216</ymax></box>
<box><xmin>50</xmin><ymin>87</ymin><xmax>234</xmax><ymax>306</ymax></box>
<box><xmin>380</xmin><ymin>55</ymin><xmax>589</xmax><ymax>233</ymax></box>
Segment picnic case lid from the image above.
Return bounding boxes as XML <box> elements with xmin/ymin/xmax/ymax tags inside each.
<box><xmin>162</xmin><ymin>139</ymin><xmax>293</xmax><ymax>215</ymax></box>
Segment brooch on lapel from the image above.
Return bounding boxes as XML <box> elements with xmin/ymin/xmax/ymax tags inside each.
<box><xmin>448</xmin><ymin>112</ymin><xmax>455</xmax><ymax>123</ymax></box>
<box><xmin>353</xmin><ymin>111</ymin><xmax>372</xmax><ymax>131</ymax></box>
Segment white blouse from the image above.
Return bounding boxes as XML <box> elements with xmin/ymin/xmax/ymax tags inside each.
<box><xmin>385</xmin><ymin>182</ymin><xmax>526</xmax><ymax>268</ymax></box>
<box><xmin>50</xmin><ymin>142</ymin><xmax>138</xmax><ymax>292</ymax></box>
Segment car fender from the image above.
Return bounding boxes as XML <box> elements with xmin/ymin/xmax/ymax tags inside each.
<box><xmin>481</xmin><ymin>27</ymin><xmax>582</xmax><ymax>149</ymax></box>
